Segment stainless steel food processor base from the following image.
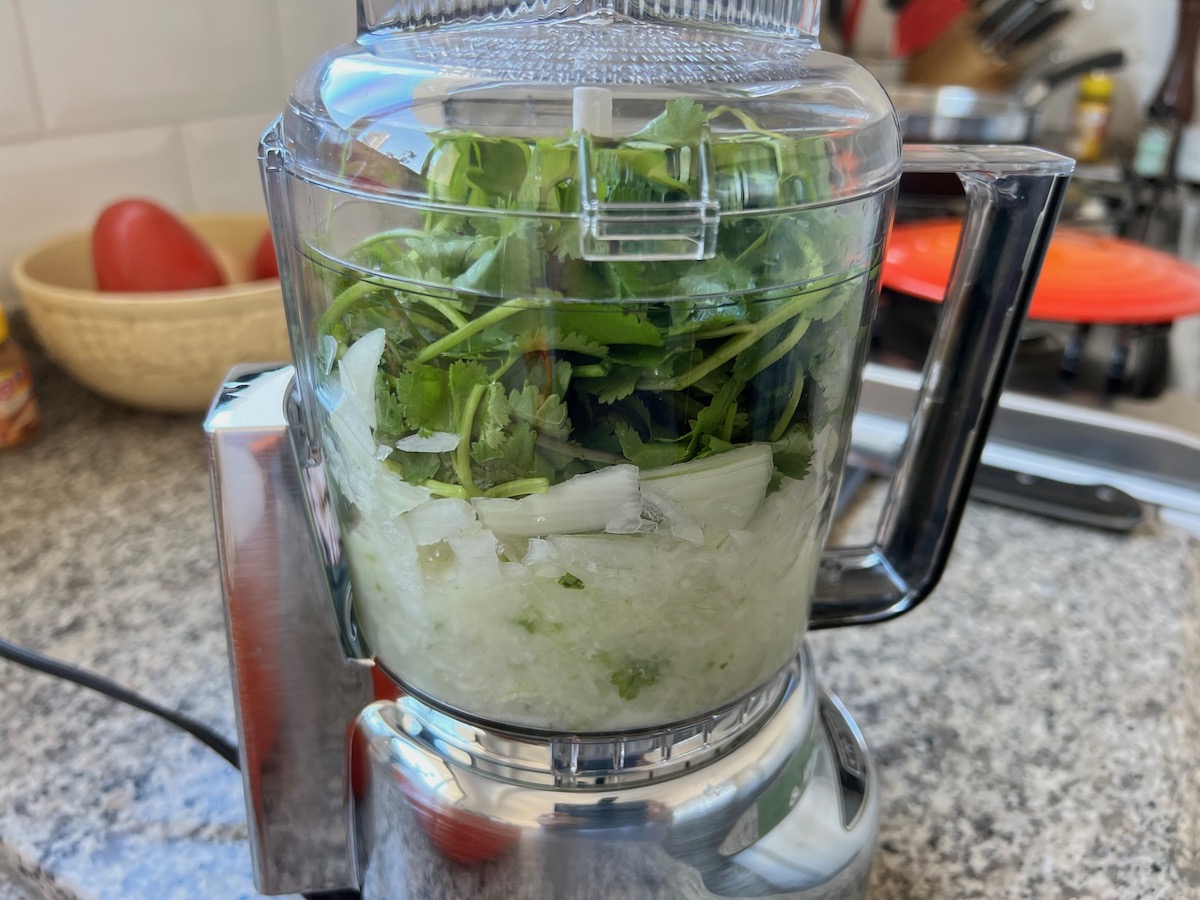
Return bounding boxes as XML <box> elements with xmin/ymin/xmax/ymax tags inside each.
<box><xmin>352</xmin><ymin>677</ymin><xmax>878</xmax><ymax>900</ymax></box>
<box><xmin>207</xmin><ymin>365</ymin><xmax>878</xmax><ymax>899</ymax></box>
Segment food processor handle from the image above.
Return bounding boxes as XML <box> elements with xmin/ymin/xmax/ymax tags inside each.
<box><xmin>810</xmin><ymin>145</ymin><xmax>1073</xmax><ymax>628</ymax></box>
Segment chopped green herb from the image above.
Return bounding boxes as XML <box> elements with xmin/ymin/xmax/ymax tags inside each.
<box><xmin>317</xmin><ymin>99</ymin><xmax>870</xmax><ymax>496</ymax></box>
<box><xmin>557</xmin><ymin>573</ymin><xmax>585</xmax><ymax>590</ymax></box>
<box><xmin>609</xmin><ymin>658</ymin><xmax>662</xmax><ymax>701</ymax></box>
<box><xmin>516</xmin><ymin>607</ymin><xmax>563</xmax><ymax>635</ymax></box>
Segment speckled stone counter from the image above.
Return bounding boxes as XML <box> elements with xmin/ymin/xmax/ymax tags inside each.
<box><xmin>1</xmin><ymin>322</ymin><xmax>1197</xmax><ymax>899</ymax></box>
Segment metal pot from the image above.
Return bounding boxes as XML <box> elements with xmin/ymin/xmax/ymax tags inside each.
<box><xmin>890</xmin><ymin>49</ymin><xmax>1126</xmax><ymax>143</ymax></box>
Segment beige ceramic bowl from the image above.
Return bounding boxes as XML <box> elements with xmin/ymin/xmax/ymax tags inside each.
<box><xmin>11</xmin><ymin>213</ymin><xmax>291</xmax><ymax>414</ymax></box>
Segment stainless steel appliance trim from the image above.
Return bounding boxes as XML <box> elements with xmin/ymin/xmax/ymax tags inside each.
<box><xmin>206</xmin><ymin>364</ymin><xmax>373</xmax><ymax>896</ymax></box>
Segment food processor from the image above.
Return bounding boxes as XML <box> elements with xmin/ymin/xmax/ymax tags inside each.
<box><xmin>205</xmin><ymin>1</ymin><xmax>1071</xmax><ymax>896</ymax></box>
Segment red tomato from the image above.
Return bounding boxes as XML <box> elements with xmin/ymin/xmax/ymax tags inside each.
<box><xmin>92</xmin><ymin>199</ymin><xmax>226</xmax><ymax>292</ymax></box>
<box><xmin>252</xmin><ymin>230</ymin><xmax>280</xmax><ymax>281</ymax></box>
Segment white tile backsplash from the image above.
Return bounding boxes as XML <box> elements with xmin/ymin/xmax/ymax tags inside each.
<box><xmin>18</xmin><ymin>0</ymin><xmax>287</xmax><ymax>135</ymax></box>
<box><xmin>278</xmin><ymin>0</ymin><xmax>358</xmax><ymax>92</ymax></box>
<box><xmin>0</xmin><ymin>1</ymin><xmax>41</xmax><ymax>142</ymax></box>
<box><xmin>181</xmin><ymin>112</ymin><xmax>278</xmax><ymax>213</ymax></box>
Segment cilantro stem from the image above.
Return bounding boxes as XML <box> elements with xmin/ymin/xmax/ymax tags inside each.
<box><xmin>639</xmin><ymin>290</ymin><xmax>826</xmax><ymax>391</ymax></box>
<box><xmin>418</xmin><ymin>296</ymin><xmax>469</xmax><ymax>329</ymax></box>
<box><xmin>733</xmin><ymin>225</ymin><xmax>769</xmax><ymax>267</ymax></box>
<box><xmin>690</xmin><ymin>323</ymin><xmax>756</xmax><ymax>340</ymax></box>
<box><xmin>414</xmin><ymin>300</ymin><xmax>536</xmax><ymax>364</ymax></box>
<box><xmin>752</xmin><ymin>316</ymin><xmax>812</xmax><ymax>376</ymax></box>
<box><xmin>484</xmin><ymin>478</ymin><xmax>550</xmax><ymax>498</ymax></box>
<box><xmin>353</xmin><ymin>227</ymin><xmax>430</xmax><ymax>252</ymax></box>
<box><xmin>453</xmin><ymin>383</ymin><xmax>488</xmax><ymax>496</ymax></box>
<box><xmin>707</xmin><ymin>106</ymin><xmax>788</xmax><ymax>141</ymax></box>
<box><xmin>318</xmin><ymin>279</ymin><xmax>384</xmax><ymax>336</ymax></box>
<box><xmin>421</xmin><ymin>479</ymin><xmax>470</xmax><ymax>499</ymax></box>
<box><xmin>319</xmin><ymin>275</ymin><xmax>464</xmax><ymax>341</ymax></box>
<box><xmin>768</xmin><ymin>370</ymin><xmax>806</xmax><ymax>443</ymax></box>
<box><xmin>407</xmin><ymin>310</ymin><xmax>449</xmax><ymax>337</ymax></box>
<box><xmin>535</xmin><ymin>434</ymin><xmax>624</xmax><ymax>465</ymax></box>
<box><xmin>491</xmin><ymin>352</ymin><xmax>521</xmax><ymax>382</ymax></box>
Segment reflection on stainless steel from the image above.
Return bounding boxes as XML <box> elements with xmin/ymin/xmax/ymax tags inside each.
<box><xmin>811</xmin><ymin>145</ymin><xmax>1072</xmax><ymax>628</ymax></box>
<box><xmin>384</xmin><ymin>664</ymin><xmax>792</xmax><ymax>789</ymax></box>
<box><xmin>353</xmin><ymin>650</ymin><xmax>878</xmax><ymax>900</ymax></box>
<box><xmin>206</xmin><ymin>367</ymin><xmax>374</xmax><ymax>895</ymax></box>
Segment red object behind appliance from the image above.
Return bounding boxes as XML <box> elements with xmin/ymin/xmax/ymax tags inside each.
<box><xmin>883</xmin><ymin>220</ymin><xmax>1200</xmax><ymax>324</ymax></box>
<box><xmin>895</xmin><ymin>0</ymin><xmax>970</xmax><ymax>57</ymax></box>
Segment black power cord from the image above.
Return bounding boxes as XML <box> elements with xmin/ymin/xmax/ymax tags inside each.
<box><xmin>0</xmin><ymin>635</ymin><xmax>239</xmax><ymax>766</ymax></box>
<box><xmin>0</xmin><ymin>635</ymin><xmax>361</xmax><ymax>900</ymax></box>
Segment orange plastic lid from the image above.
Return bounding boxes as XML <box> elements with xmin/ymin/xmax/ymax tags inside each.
<box><xmin>882</xmin><ymin>220</ymin><xmax>1200</xmax><ymax>324</ymax></box>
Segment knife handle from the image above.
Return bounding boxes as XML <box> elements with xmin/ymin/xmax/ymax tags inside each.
<box><xmin>969</xmin><ymin>466</ymin><xmax>1145</xmax><ymax>532</ymax></box>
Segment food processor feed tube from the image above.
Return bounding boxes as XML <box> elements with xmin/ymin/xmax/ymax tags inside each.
<box><xmin>238</xmin><ymin>0</ymin><xmax>1070</xmax><ymax>893</ymax></box>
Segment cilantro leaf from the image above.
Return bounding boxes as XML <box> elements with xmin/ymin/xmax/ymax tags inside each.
<box><xmin>614</xmin><ymin>422</ymin><xmax>690</xmax><ymax>469</ymax></box>
<box><xmin>608</xmin><ymin>657</ymin><xmax>662</xmax><ymax>701</ymax></box>
<box><xmin>507</xmin><ymin>385</ymin><xmax>572</xmax><ymax>439</ymax></box>
<box><xmin>630</xmin><ymin>98</ymin><xmax>709</xmax><ymax>145</ymax></box>
<box><xmin>472</xmin><ymin>419</ymin><xmax>536</xmax><ymax>485</ymax></box>
<box><xmin>321</xmin><ymin>98</ymin><xmax>871</xmax><ymax>504</ymax></box>
<box><xmin>517</xmin><ymin>326</ymin><xmax>608</xmax><ymax>359</ymax></box>
<box><xmin>384</xmin><ymin>362</ymin><xmax>453</xmax><ymax>435</ymax></box>
<box><xmin>517</xmin><ymin>606</ymin><xmax>563</xmax><ymax>634</ymax></box>
<box><xmin>466</xmin><ymin>140</ymin><xmax>528</xmax><ymax>198</ymax></box>
<box><xmin>688</xmin><ymin>378</ymin><xmax>742</xmax><ymax>453</ymax></box>
<box><xmin>448</xmin><ymin>360</ymin><xmax>491</xmax><ymax>425</ymax></box>
<box><xmin>452</xmin><ymin>221</ymin><xmax>543</xmax><ymax>296</ymax></box>
<box><xmin>383</xmin><ymin>452</ymin><xmax>442</xmax><ymax>484</ymax></box>
<box><xmin>577</xmin><ymin>366</ymin><xmax>643</xmax><ymax>405</ymax></box>
<box><xmin>677</xmin><ymin>257</ymin><xmax>756</xmax><ymax>298</ymax></box>
<box><xmin>474</xmin><ymin>382</ymin><xmax>512</xmax><ymax>452</ymax></box>
<box><xmin>772</xmin><ymin>426</ymin><xmax>814</xmax><ymax>481</ymax></box>
<box><xmin>541</xmin><ymin>306</ymin><xmax>662</xmax><ymax>347</ymax></box>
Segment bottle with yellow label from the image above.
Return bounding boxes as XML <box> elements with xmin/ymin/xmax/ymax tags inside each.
<box><xmin>1068</xmin><ymin>71</ymin><xmax>1115</xmax><ymax>164</ymax></box>
<box><xmin>0</xmin><ymin>306</ymin><xmax>41</xmax><ymax>449</ymax></box>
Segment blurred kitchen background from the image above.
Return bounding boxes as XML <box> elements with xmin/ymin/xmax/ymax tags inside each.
<box><xmin>834</xmin><ymin>0</ymin><xmax>1182</xmax><ymax>149</ymax></box>
<box><xmin>0</xmin><ymin>0</ymin><xmax>1198</xmax><ymax>401</ymax></box>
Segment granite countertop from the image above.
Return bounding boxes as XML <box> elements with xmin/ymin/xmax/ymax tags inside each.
<box><xmin>1</xmin><ymin>327</ymin><xmax>1198</xmax><ymax>899</ymax></box>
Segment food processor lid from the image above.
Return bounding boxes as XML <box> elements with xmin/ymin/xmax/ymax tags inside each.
<box><xmin>358</xmin><ymin>0</ymin><xmax>824</xmax><ymax>35</ymax></box>
<box><xmin>280</xmin><ymin>0</ymin><xmax>902</xmax><ymax>214</ymax></box>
